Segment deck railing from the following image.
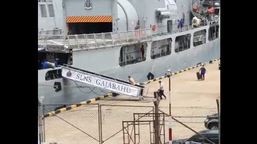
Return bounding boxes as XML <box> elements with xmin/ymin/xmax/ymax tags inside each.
<box><xmin>38</xmin><ymin>21</ymin><xmax>217</xmax><ymax>51</ymax></box>
<box><xmin>38</xmin><ymin>29</ymin><xmax>153</xmax><ymax>50</ymax></box>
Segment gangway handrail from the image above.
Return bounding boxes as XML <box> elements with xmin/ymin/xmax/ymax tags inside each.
<box><xmin>61</xmin><ymin>65</ymin><xmax>145</xmax><ymax>97</ymax></box>
<box><xmin>62</xmin><ymin>64</ymin><xmax>144</xmax><ymax>88</ymax></box>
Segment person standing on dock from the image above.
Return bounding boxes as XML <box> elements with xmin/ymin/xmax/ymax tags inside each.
<box><xmin>158</xmin><ymin>81</ymin><xmax>166</xmax><ymax>99</ymax></box>
<box><xmin>199</xmin><ymin>65</ymin><xmax>207</xmax><ymax>80</ymax></box>
<box><xmin>140</xmin><ymin>45</ymin><xmax>145</xmax><ymax>60</ymax></box>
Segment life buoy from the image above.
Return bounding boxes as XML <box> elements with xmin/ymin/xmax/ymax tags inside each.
<box><xmin>207</xmin><ymin>7</ymin><xmax>214</xmax><ymax>13</ymax></box>
<box><xmin>193</xmin><ymin>6</ymin><xmax>198</xmax><ymax>11</ymax></box>
<box><xmin>152</xmin><ymin>25</ymin><xmax>156</xmax><ymax>31</ymax></box>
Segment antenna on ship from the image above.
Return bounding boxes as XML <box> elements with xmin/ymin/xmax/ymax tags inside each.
<box><xmin>62</xmin><ymin>0</ymin><xmax>68</xmax><ymax>37</ymax></box>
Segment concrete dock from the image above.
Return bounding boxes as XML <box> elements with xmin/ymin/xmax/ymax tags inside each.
<box><xmin>43</xmin><ymin>60</ymin><xmax>220</xmax><ymax>144</ymax></box>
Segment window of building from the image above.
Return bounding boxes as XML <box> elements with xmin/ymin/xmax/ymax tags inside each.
<box><xmin>193</xmin><ymin>29</ymin><xmax>206</xmax><ymax>46</ymax></box>
<box><xmin>45</xmin><ymin>69</ymin><xmax>62</xmax><ymax>81</ymax></box>
<box><xmin>119</xmin><ymin>43</ymin><xmax>147</xmax><ymax>66</ymax></box>
<box><xmin>40</xmin><ymin>4</ymin><xmax>47</xmax><ymax>17</ymax></box>
<box><xmin>151</xmin><ymin>38</ymin><xmax>172</xmax><ymax>59</ymax></box>
<box><xmin>167</xmin><ymin>20</ymin><xmax>173</xmax><ymax>33</ymax></box>
<box><xmin>175</xmin><ymin>34</ymin><xmax>191</xmax><ymax>53</ymax></box>
<box><xmin>47</xmin><ymin>4</ymin><xmax>55</xmax><ymax>17</ymax></box>
<box><xmin>38</xmin><ymin>52</ymin><xmax>71</xmax><ymax>70</ymax></box>
<box><xmin>208</xmin><ymin>25</ymin><xmax>219</xmax><ymax>41</ymax></box>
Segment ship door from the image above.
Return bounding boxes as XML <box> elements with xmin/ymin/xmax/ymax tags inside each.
<box><xmin>167</xmin><ymin>20</ymin><xmax>173</xmax><ymax>33</ymax></box>
<box><xmin>67</xmin><ymin>22</ymin><xmax>112</xmax><ymax>34</ymax></box>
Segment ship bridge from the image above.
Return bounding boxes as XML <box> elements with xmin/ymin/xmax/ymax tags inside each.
<box><xmin>61</xmin><ymin>65</ymin><xmax>145</xmax><ymax>97</ymax></box>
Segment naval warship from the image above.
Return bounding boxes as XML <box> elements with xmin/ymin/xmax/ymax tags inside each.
<box><xmin>38</xmin><ymin>0</ymin><xmax>220</xmax><ymax>111</ymax></box>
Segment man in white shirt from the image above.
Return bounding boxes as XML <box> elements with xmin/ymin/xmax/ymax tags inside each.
<box><xmin>159</xmin><ymin>81</ymin><xmax>166</xmax><ymax>99</ymax></box>
<box><xmin>128</xmin><ymin>76</ymin><xmax>136</xmax><ymax>85</ymax></box>
<box><xmin>128</xmin><ymin>76</ymin><xmax>144</xmax><ymax>100</ymax></box>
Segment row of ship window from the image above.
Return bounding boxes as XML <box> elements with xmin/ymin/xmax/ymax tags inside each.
<box><xmin>119</xmin><ymin>26</ymin><xmax>219</xmax><ymax>66</ymax></box>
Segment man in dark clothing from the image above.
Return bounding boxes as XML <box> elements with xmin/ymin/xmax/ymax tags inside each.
<box><xmin>180</xmin><ymin>19</ymin><xmax>184</xmax><ymax>28</ymax></box>
<box><xmin>177</xmin><ymin>19</ymin><xmax>184</xmax><ymax>31</ymax></box>
<box><xmin>199</xmin><ymin>65</ymin><xmax>207</xmax><ymax>80</ymax></box>
<box><xmin>147</xmin><ymin>72</ymin><xmax>154</xmax><ymax>80</ymax></box>
<box><xmin>140</xmin><ymin>45</ymin><xmax>145</xmax><ymax>60</ymax></box>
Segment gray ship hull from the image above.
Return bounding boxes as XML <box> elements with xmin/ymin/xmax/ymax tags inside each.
<box><xmin>38</xmin><ymin>27</ymin><xmax>219</xmax><ymax>112</ymax></box>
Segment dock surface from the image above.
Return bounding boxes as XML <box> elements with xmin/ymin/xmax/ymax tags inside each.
<box><xmin>43</xmin><ymin>60</ymin><xmax>220</xmax><ymax>144</ymax></box>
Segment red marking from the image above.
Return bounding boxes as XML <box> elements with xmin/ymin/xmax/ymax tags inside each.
<box><xmin>152</xmin><ymin>25</ymin><xmax>156</xmax><ymax>31</ymax></box>
<box><xmin>169</xmin><ymin>128</ymin><xmax>172</xmax><ymax>140</ymax></box>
